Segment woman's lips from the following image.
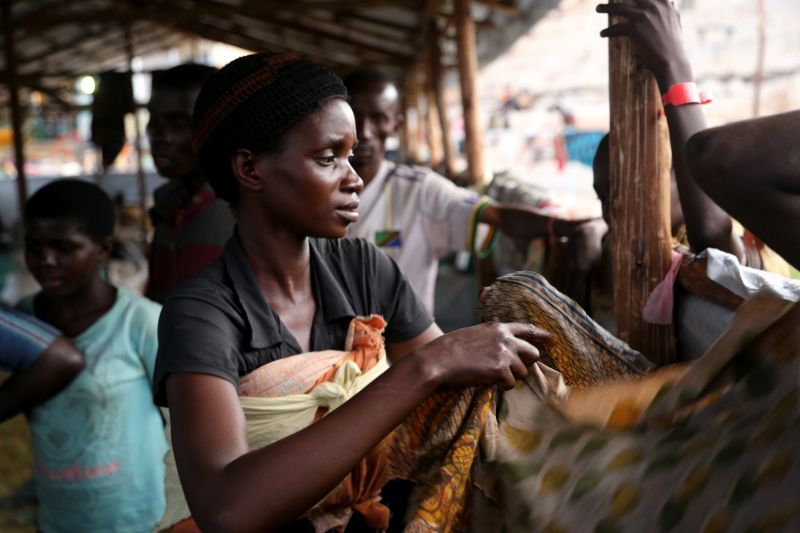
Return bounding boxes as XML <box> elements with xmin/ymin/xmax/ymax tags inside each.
<box><xmin>335</xmin><ymin>203</ymin><xmax>360</xmax><ymax>223</ymax></box>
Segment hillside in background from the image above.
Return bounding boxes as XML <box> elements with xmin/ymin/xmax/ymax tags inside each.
<box><xmin>467</xmin><ymin>0</ymin><xmax>800</xmax><ymax>215</ymax></box>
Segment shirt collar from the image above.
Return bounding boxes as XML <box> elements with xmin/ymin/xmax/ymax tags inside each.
<box><xmin>222</xmin><ymin>231</ymin><xmax>283</xmax><ymax>348</ymax></box>
<box><xmin>308</xmin><ymin>239</ymin><xmax>357</xmax><ymax>323</ymax></box>
<box><xmin>223</xmin><ymin>232</ymin><xmax>357</xmax><ymax>349</ymax></box>
<box><xmin>358</xmin><ymin>159</ymin><xmax>394</xmax><ymax>213</ymax></box>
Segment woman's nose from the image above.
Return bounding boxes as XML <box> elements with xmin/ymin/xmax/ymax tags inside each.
<box><xmin>342</xmin><ymin>163</ymin><xmax>364</xmax><ymax>194</ymax></box>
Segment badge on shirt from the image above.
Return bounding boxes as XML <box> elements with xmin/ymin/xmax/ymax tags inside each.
<box><xmin>375</xmin><ymin>229</ymin><xmax>402</xmax><ymax>248</ymax></box>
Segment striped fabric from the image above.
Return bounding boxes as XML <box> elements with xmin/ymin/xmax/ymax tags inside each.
<box><xmin>0</xmin><ymin>303</ymin><xmax>60</xmax><ymax>371</ymax></box>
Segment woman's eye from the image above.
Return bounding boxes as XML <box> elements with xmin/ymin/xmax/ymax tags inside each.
<box><xmin>317</xmin><ymin>156</ymin><xmax>335</xmax><ymax>166</ymax></box>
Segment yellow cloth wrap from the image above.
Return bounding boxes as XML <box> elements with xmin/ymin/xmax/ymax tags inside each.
<box><xmin>156</xmin><ymin>356</ymin><xmax>390</xmax><ymax>530</ymax></box>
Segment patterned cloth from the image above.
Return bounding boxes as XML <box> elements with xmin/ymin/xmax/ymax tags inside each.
<box><xmin>472</xmin><ymin>273</ymin><xmax>800</xmax><ymax>533</ymax></box>
<box><xmin>158</xmin><ymin>316</ymin><xmax>391</xmax><ymax>531</ymax></box>
<box><xmin>165</xmin><ymin>273</ymin><xmax>800</xmax><ymax>532</ymax></box>
<box><xmin>0</xmin><ymin>303</ymin><xmax>60</xmax><ymax>371</ymax></box>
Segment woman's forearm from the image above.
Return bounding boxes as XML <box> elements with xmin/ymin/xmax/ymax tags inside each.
<box><xmin>169</xmin><ymin>351</ymin><xmax>439</xmax><ymax>532</ymax></box>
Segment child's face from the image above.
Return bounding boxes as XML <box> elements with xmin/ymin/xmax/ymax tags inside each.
<box><xmin>24</xmin><ymin>218</ymin><xmax>110</xmax><ymax>297</ymax></box>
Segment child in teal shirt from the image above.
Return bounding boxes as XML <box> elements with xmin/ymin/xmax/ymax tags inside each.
<box><xmin>19</xmin><ymin>179</ymin><xmax>167</xmax><ymax>532</ymax></box>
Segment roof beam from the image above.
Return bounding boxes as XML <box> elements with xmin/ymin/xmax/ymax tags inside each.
<box><xmin>473</xmin><ymin>0</ymin><xmax>518</xmax><ymax>14</ymax></box>
<box><xmin>176</xmin><ymin>0</ymin><xmax>414</xmax><ymax>61</ymax></box>
<box><xmin>159</xmin><ymin>17</ymin><xmax>367</xmax><ymax>70</ymax></box>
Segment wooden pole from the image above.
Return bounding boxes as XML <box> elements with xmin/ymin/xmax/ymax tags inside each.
<box><xmin>400</xmin><ymin>67</ymin><xmax>419</xmax><ymax>164</ymax></box>
<box><xmin>752</xmin><ymin>0</ymin><xmax>766</xmax><ymax>117</ymax></box>
<box><xmin>398</xmin><ymin>76</ymin><xmax>410</xmax><ymax>162</ymax></box>
<box><xmin>454</xmin><ymin>0</ymin><xmax>484</xmax><ymax>186</ymax></box>
<box><xmin>425</xmin><ymin>69</ymin><xmax>444</xmax><ymax>169</ymax></box>
<box><xmin>608</xmin><ymin>0</ymin><xmax>675</xmax><ymax>364</ymax></box>
<box><xmin>2</xmin><ymin>0</ymin><xmax>28</xmax><ymax>218</ymax></box>
<box><xmin>428</xmin><ymin>17</ymin><xmax>456</xmax><ymax>177</ymax></box>
<box><xmin>125</xmin><ymin>25</ymin><xmax>150</xmax><ymax>244</ymax></box>
<box><xmin>407</xmin><ymin>63</ymin><xmax>424</xmax><ymax>165</ymax></box>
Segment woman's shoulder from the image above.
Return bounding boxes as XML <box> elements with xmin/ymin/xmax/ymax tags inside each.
<box><xmin>157</xmin><ymin>261</ymin><xmax>245</xmax><ymax>338</ymax></box>
<box><xmin>162</xmin><ymin>259</ymin><xmax>233</xmax><ymax>310</ymax></box>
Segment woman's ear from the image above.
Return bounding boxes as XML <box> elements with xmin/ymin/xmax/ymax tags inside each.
<box><xmin>231</xmin><ymin>149</ymin><xmax>263</xmax><ymax>192</ymax></box>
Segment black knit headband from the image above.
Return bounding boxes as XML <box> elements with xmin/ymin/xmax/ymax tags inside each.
<box><xmin>191</xmin><ymin>53</ymin><xmax>348</xmax><ymax>203</ymax></box>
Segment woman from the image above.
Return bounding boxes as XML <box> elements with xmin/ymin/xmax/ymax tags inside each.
<box><xmin>154</xmin><ymin>54</ymin><xmax>547</xmax><ymax>531</ymax></box>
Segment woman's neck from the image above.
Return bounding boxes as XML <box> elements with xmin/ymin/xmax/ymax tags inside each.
<box><xmin>237</xmin><ymin>213</ymin><xmax>312</xmax><ymax>299</ymax></box>
<box><xmin>237</xmin><ymin>205</ymin><xmax>318</xmax><ymax>352</ymax></box>
<box><xmin>37</xmin><ymin>278</ymin><xmax>117</xmax><ymax>337</ymax></box>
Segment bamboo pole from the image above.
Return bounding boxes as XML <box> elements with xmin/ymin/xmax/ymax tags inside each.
<box><xmin>406</xmin><ymin>63</ymin><xmax>424</xmax><ymax>165</ymax></box>
<box><xmin>413</xmin><ymin>44</ymin><xmax>440</xmax><ymax>168</ymax></box>
<box><xmin>2</xmin><ymin>0</ymin><xmax>28</xmax><ymax>218</ymax></box>
<box><xmin>125</xmin><ymin>25</ymin><xmax>150</xmax><ymax>244</ymax></box>
<box><xmin>427</xmin><ymin>17</ymin><xmax>456</xmax><ymax>177</ymax></box>
<box><xmin>398</xmin><ymin>75</ymin><xmax>410</xmax><ymax>162</ymax></box>
<box><xmin>608</xmin><ymin>0</ymin><xmax>675</xmax><ymax>364</ymax></box>
<box><xmin>752</xmin><ymin>0</ymin><xmax>766</xmax><ymax>117</ymax></box>
<box><xmin>425</xmin><ymin>69</ymin><xmax>443</xmax><ymax>169</ymax></box>
<box><xmin>454</xmin><ymin>0</ymin><xmax>484</xmax><ymax>186</ymax></box>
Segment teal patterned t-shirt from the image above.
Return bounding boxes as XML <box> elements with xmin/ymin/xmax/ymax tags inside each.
<box><xmin>19</xmin><ymin>288</ymin><xmax>167</xmax><ymax>533</ymax></box>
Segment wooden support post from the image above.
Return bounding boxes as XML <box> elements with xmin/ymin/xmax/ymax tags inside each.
<box><xmin>454</xmin><ymin>0</ymin><xmax>484</xmax><ymax>186</ymax></box>
<box><xmin>405</xmin><ymin>64</ymin><xmax>424</xmax><ymax>164</ymax></box>
<box><xmin>425</xmin><ymin>69</ymin><xmax>443</xmax><ymax>169</ymax></box>
<box><xmin>427</xmin><ymin>17</ymin><xmax>456</xmax><ymax>177</ymax></box>
<box><xmin>398</xmin><ymin>80</ymin><xmax>410</xmax><ymax>162</ymax></box>
<box><xmin>401</xmin><ymin>65</ymin><xmax>421</xmax><ymax>164</ymax></box>
<box><xmin>2</xmin><ymin>0</ymin><xmax>28</xmax><ymax>218</ymax></box>
<box><xmin>752</xmin><ymin>0</ymin><xmax>766</xmax><ymax>117</ymax></box>
<box><xmin>125</xmin><ymin>25</ymin><xmax>150</xmax><ymax>244</ymax></box>
<box><xmin>608</xmin><ymin>0</ymin><xmax>675</xmax><ymax>364</ymax></box>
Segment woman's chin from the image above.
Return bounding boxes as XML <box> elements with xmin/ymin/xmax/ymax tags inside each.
<box><xmin>312</xmin><ymin>226</ymin><xmax>349</xmax><ymax>240</ymax></box>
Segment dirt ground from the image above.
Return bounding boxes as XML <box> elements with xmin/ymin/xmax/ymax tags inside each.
<box><xmin>0</xmin><ymin>412</ymin><xmax>36</xmax><ymax>532</ymax></box>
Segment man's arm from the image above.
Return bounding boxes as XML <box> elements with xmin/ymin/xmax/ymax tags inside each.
<box><xmin>597</xmin><ymin>0</ymin><xmax>744</xmax><ymax>259</ymax></box>
<box><xmin>479</xmin><ymin>203</ymin><xmax>597</xmax><ymax>241</ymax></box>
<box><xmin>480</xmin><ymin>204</ymin><xmax>607</xmax><ymax>307</ymax></box>
<box><xmin>687</xmin><ymin>111</ymin><xmax>800</xmax><ymax>270</ymax></box>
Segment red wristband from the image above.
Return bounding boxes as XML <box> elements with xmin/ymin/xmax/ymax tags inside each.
<box><xmin>661</xmin><ymin>82</ymin><xmax>712</xmax><ymax>107</ymax></box>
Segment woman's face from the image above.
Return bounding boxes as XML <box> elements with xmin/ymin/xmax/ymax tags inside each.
<box><xmin>252</xmin><ymin>98</ymin><xmax>363</xmax><ymax>239</ymax></box>
<box><xmin>24</xmin><ymin>218</ymin><xmax>110</xmax><ymax>297</ymax></box>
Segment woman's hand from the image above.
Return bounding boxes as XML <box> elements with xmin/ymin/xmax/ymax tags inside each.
<box><xmin>597</xmin><ymin>0</ymin><xmax>692</xmax><ymax>91</ymax></box>
<box><xmin>411</xmin><ymin>322</ymin><xmax>550</xmax><ymax>390</ymax></box>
